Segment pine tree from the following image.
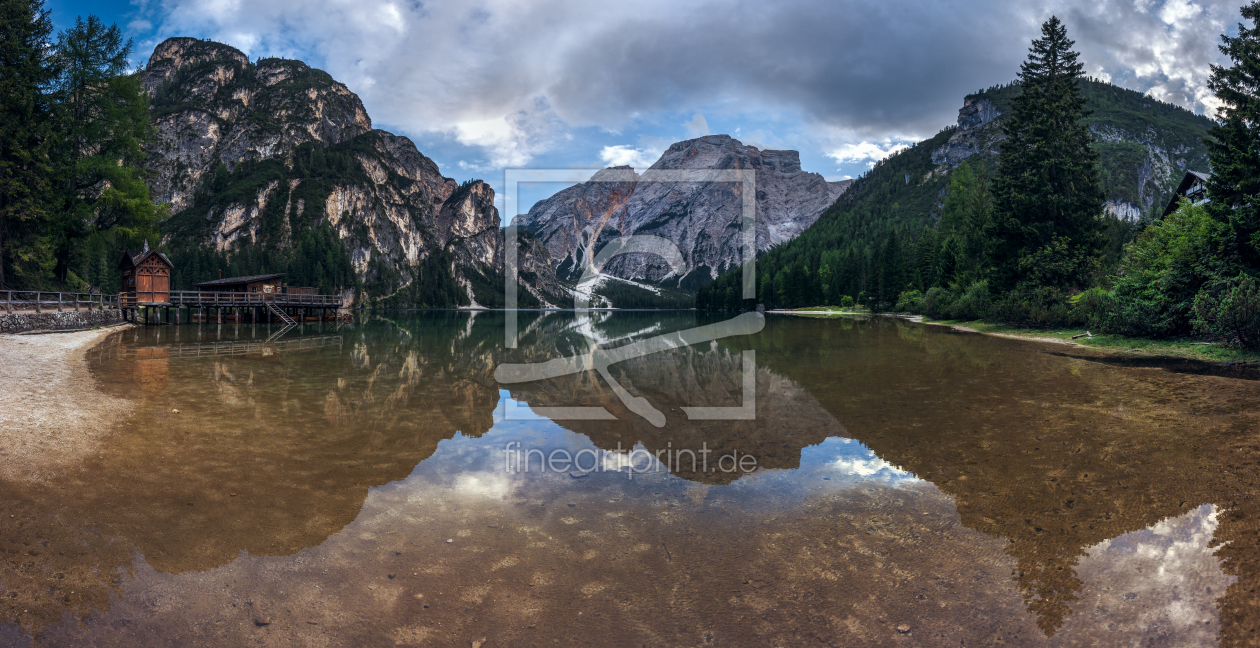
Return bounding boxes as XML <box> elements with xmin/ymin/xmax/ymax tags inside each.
<box><xmin>0</xmin><ymin>0</ymin><xmax>57</xmax><ymax>287</ymax></box>
<box><xmin>939</xmin><ymin>161</ymin><xmax>993</xmax><ymax>286</ymax></box>
<box><xmin>877</xmin><ymin>230</ymin><xmax>907</xmax><ymax>307</ymax></box>
<box><xmin>990</xmin><ymin>16</ymin><xmax>1103</xmax><ymax>291</ymax></box>
<box><xmin>1204</xmin><ymin>1</ymin><xmax>1260</xmax><ymax>271</ymax></box>
<box><xmin>50</xmin><ymin>16</ymin><xmax>163</xmax><ymax>281</ymax></box>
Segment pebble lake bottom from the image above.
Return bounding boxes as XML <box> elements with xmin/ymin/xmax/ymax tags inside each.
<box><xmin>1</xmin><ymin>310</ymin><xmax>1258</xmax><ymax>647</ymax></box>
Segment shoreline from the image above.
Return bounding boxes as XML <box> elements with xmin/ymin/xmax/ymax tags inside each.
<box><xmin>773</xmin><ymin>308</ymin><xmax>1260</xmax><ymax>365</ymax></box>
<box><xmin>0</xmin><ymin>324</ymin><xmax>136</xmax><ymax>482</ymax></box>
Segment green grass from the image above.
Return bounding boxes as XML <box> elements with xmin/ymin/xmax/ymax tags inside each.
<box><xmin>774</xmin><ymin>307</ymin><xmax>1260</xmax><ymax>363</ymax></box>
<box><xmin>783</xmin><ymin>305</ymin><xmax>869</xmax><ymax>313</ymax></box>
<box><xmin>916</xmin><ymin>317</ymin><xmax>1260</xmax><ymax>364</ymax></box>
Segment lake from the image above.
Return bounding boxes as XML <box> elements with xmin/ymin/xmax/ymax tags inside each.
<box><xmin>2</xmin><ymin>311</ymin><xmax>1259</xmax><ymax>647</ymax></box>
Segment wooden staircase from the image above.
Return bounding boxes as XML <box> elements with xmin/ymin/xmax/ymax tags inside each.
<box><xmin>266</xmin><ymin>300</ymin><xmax>297</xmax><ymax>326</ymax></box>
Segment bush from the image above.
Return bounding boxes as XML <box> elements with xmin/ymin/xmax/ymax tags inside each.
<box><xmin>1193</xmin><ymin>273</ymin><xmax>1260</xmax><ymax>348</ymax></box>
<box><xmin>1070</xmin><ymin>287</ymin><xmax>1111</xmax><ymax>329</ymax></box>
<box><xmin>895</xmin><ymin>290</ymin><xmax>924</xmax><ymax>312</ymax></box>
<box><xmin>947</xmin><ymin>280</ymin><xmax>991</xmax><ymax>320</ymax></box>
<box><xmin>989</xmin><ymin>285</ymin><xmax>1082</xmax><ymax>328</ymax></box>
<box><xmin>839</xmin><ymin>295</ymin><xmax>855</xmax><ymax>308</ymax></box>
<box><xmin>919</xmin><ymin>286</ymin><xmax>953</xmax><ymax>318</ymax></box>
<box><xmin>1101</xmin><ymin>201</ymin><xmax>1226</xmax><ymax>336</ymax></box>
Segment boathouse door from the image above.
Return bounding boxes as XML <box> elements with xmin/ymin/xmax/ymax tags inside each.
<box><xmin>136</xmin><ymin>257</ymin><xmax>171</xmax><ymax>303</ymax></box>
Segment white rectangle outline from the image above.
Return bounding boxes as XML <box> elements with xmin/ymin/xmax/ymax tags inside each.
<box><xmin>502</xmin><ymin>168</ymin><xmax>756</xmax><ymax>347</ymax></box>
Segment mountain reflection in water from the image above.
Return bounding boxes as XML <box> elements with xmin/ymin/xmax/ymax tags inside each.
<box><xmin>0</xmin><ymin>312</ymin><xmax>1255</xmax><ymax>646</ymax></box>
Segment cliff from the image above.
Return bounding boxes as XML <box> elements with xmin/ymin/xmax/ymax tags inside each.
<box><xmin>142</xmin><ymin>37</ymin><xmax>566</xmax><ymax>307</ymax></box>
<box><xmin>516</xmin><ymin>135</ymin><xmax>850</xmax><ymax>302</ymax></box>
<box><xmin>929</xmin><ymin>81</ymin><xmax>1214</xmax><ymax>221</ymax></box>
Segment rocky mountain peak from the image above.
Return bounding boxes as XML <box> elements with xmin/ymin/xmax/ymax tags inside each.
<box><xmin>141</xmin><ymin>37</ymin><xmax>372</xmax><ymax>212</ymax></box>
<box><xmin>518</xmin><ymin>135</ymin><xmax>851</xmax><ymax>289</ymax></box>
<box><xmin>143</xmin><ymin>37</ymin><xmax>566</xmax><ymax>308</ymax></box>
<box><xmin>140</xmin><ymin>38</ymin><xmax>249</xmax><ymax>95</ymax></box>
<box><xmin>931</xmin><ymin>96</ymin><xmax>1005</xmax><ymax>168</ymax></box>
<box><xmin>957</xmin><ymin>97</ymin><xmax>1001</xmax><ymax>132</ymax></box>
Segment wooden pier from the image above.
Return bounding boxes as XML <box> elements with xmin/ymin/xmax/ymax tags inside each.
<box><xmin>0</xmin><ymin>289</ymin><xmax>345</xmax><ymax>325</ymax></box>
<box><xmin>118</xmin><ymin>289</ymin><xmax>345</xmax><ymax>326</ymax></box>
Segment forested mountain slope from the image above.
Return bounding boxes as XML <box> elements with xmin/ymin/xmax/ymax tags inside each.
<box><xmin>698</xmin><ymin>79</ymin><xmax>1215</xmax><ymax>309</ymax></box>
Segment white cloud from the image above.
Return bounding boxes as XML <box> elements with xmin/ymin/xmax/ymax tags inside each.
<box><xmin>599</xmin><ymin>144</ymin><xmax>661</xmax><ymax>169</ymax></box>
<box><xmin>136</xmin><ymin>0</ymin><xmax>1241</xmax><ymax>167</ymax></box>
<box><xmin>683</xmin><ymin>113</ymin><xmax>709</xmax><ymax>137</ymax></box>
<box><xmin>827</xmin><ymin>140</ymin><xmax>911</xmax><ymax>168</ymax></box>
<box><xmin>1054</xmin><ymin>0</ymin><xmax>1236</xmax><ymax>116</ymax></box>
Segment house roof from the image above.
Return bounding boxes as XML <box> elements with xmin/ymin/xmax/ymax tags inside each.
<box><xmin>194</xmin><ymin>273</ymin><xmax>285</xmax><ymax>287</ymax></box>
<box><xmin>118</xmin><ymin>248</ymin><xmax>173</xmax><ymax>269</ymax></box>
<box><xmin>1162</xmin><ymin>171</ymin><xmax>1212</xmax><ymax>217</ymax></box>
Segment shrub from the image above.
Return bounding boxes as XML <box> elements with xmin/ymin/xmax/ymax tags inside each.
<box><xmin>948</xmin><ymin>280</ymin><xmax>992</xmax><ymax>321</ymax></box>
<box><xmin>1193</xmin><ymin>273</ymin><xmax>1260</xmax><ymax>348</ymax></box>
<box><xmin>895</xmin><ymin>290</ymin><xmax>924</xmax><ymax>312</ymax></box>
<box><xmin>989</xmin><ymin>285</ymin><xmax>1082</xmax><ymax>328</ymax></box>
<box><xmin>839</xmin><ymin>295</ymin><xmax>854</xmax><ymax>308</ymax></box>
<box><xmin>1102</xmin><ymin>201</ymin><xmax>1226</xmax><ymax>336</ymax></box>
<box><xmin>919</xmin><ymin>286</ymin><xmax>954</xmax><ymax>319</ymax></box>
<box><xmin>1069</xmin><ymin>287</ymin><xmax>1111</xmax><ymax>329</ymax></box>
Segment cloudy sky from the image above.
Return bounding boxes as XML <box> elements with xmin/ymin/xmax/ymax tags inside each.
<box><xmin>46</xmin><ymin>0</ymin><xmax>1244</xmax><ymax>214</ymax></box>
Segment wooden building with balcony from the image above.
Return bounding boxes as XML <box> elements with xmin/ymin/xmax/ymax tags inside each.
<box><xmin>194</xmin><ymin>273</ymin><xmax>286</xmax><ymax>295</ymax></box>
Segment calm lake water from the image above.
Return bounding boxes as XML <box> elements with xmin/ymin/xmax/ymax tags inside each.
<box><xmin>3</xmin><ymin>311</ymin><xmax>1260</xmax><ymax>647</ymax></box>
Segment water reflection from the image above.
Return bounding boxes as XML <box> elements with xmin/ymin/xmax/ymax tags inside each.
<box><xmin>0</xmin><ymin>313</ymin><xmax>1254</xmax><ymax>646</ymax></box>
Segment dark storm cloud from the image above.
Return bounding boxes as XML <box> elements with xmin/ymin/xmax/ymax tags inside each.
<box><xmin>538</xmin><ymin>0</ymin><xmax>1036</xmax><ymax>136</ymax></box>
<box><xmin>144</xmin><ymin>0</ymin><xmax>1237</xmax><ymax>164</ymax></box>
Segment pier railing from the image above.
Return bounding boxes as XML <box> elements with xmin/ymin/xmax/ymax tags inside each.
<box><xmin>3</xmin><ymin>289</ymin><xmax>342</xmax><ymax>313</ymax></box>
<box><xmin>121</xmin><ymin>291</ymin><xmax>343</xmax><ymax>308</ymax></box>
<box><xmin>2</xmin><ymin>291</ymin><xmax>119</xmax><ymax>314</ymax></box>
<box><xmin>174</xmin><ymin>290</ymin><xmax>341</xmax><ymax>306</ymax></box>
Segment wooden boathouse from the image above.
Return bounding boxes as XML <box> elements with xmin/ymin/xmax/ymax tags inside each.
<box><xmin>118</xmin><ymin>247</ymin><xmax>343</xmax><ymax>325</ymax></box>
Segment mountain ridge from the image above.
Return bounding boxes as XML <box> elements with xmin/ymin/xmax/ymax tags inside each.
<box><xmin>141</xmin><ymin>37</ymin><xmax>566</xmax><ymax>308</ymax></box>
<box><xmin>517</xmin><ymin>135</ymin><xmax>850</xmax><ymax>299</ymax></box>
<box><xmin>697</xmin><ymin>78</ymin><xmax>1216</xmax><ymax>309</ymax></box>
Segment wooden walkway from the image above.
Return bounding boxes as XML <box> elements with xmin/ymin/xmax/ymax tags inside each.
<box><xmin>2</xmin><ymin>291</ymin><xmax>118</xmax><ymax>313</ymax></box>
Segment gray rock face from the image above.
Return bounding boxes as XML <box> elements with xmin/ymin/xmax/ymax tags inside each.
<box><xmin>141</xmin><ymin>37</ymin><xmax>566</xmax><ymax>306</ymax></box>
<box><xmin>930</xmin><ymin>97</ymin><xmax>1003</xmax><ymax>168</ymax></box>
<box><xmin>143</xmin><ymin>38</ymin><xmax>372</xmax><ymax>212</ymax></box>
<box><xmin>517</xmin><ymin>135</ymin><xmax>851</xmax><ymax>286</ymax></box>
<box><xmin>929</xmin><ymin>90</ymin><xmax>1211</xmax><ymax>221</ymax></box>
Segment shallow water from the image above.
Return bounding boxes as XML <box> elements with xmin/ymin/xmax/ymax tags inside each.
<box><xmin>2</xmin><ymin>311</ymin><xmax>1259</xmax><ymax>646</ymax></box>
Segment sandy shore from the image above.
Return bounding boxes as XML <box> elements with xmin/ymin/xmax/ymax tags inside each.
<box><xmin>0</xmin><ymin>325</ymin><xmax>134</xmax><ymax>482</ymax></box>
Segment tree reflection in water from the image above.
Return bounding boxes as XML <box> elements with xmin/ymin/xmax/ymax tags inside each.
<box><xmin>0</xmin><ymin>312</ymin><xmax>1254</xmax><ymax>646</ymax></box>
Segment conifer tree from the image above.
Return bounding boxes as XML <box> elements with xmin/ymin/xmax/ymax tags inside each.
<box><xmin>1204</xmin><ymin>1</ymin><xmax>1260</xmax><ymax>271</ymax></box>
<box><xmin>50</xmin><ymin>16</ymin><xmax>163</xmax><ymax>282</ymax></box>
<box><xmin>990</xmin><ymin>16</ymin><xmax>1103</xmax><ymax>291</ymax></box>
<box><xmin>0</xmin><ymin>0</ymin><xmax>57</xmax><ymax>287</ymax></box>
<box><xmin>938</xmin><ymin>161</ymin><xmax>993</xmax><ymax>286</ymax></box>
<box><xmin>877</xmin><ymin>230</ymin><xmax>907</xmax><ymax>307</ymax></box>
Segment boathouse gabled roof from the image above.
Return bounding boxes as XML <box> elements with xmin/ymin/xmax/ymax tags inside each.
<box><xmin>118</xmin><ymin>245</ymin><xmax>173</xmax><ymax>270</ymax></box>
<box><xmin>194</xmin><ymin>273</ymin><xmax>286</xmax><ymax>288</ymax></box>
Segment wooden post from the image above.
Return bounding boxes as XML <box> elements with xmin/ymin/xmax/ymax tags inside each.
<box><xmin>217</xmin><ymin>307</ymin><xmax>222</xmax><ymax>324</ymax></box>
<box><xmin>74</xmin><ymin>293</ymin><xmax>79</xmax><ymax>311</ymax></box>
<box><xmin>34</xmin><ymin>292</ymin><xmax>41</xmax><ymax>314</ymax></box>
<box><xmin>5</xmin><ymin>291</ymin><xmax>10</xmax><ymax>314</ymax></box>
<box><xmin>57</xmin><ymin>293</ymin><xmax>62</xmax><ymax>312</ymax></box>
